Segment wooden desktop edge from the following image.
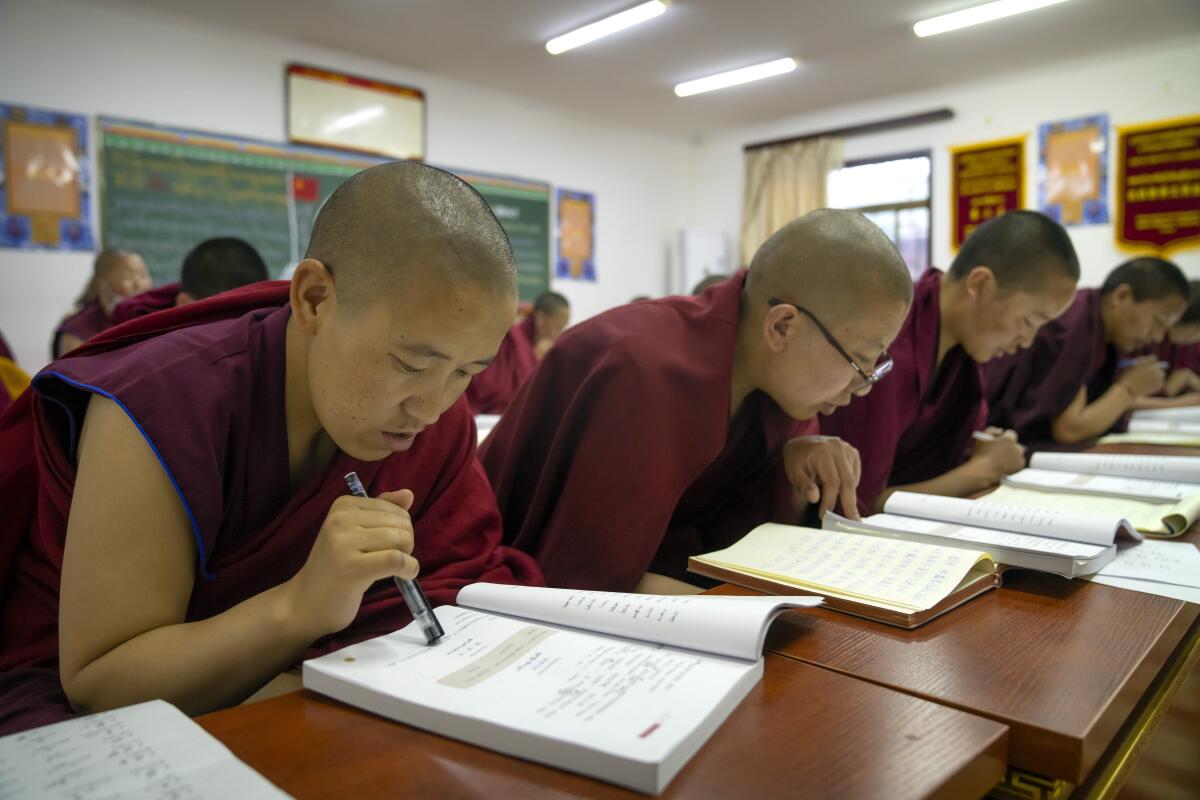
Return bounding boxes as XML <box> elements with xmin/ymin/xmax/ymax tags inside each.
<box><xmin>1069</xmin><ymin>615</ymin><xmax>1200</xmax><ymax>799</ymax></box>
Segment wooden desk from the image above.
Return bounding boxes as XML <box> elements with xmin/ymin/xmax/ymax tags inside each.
<box><xmin>716</xmin><ymin>579</ymin><xmax>1196</xmax><ymax>786</ymax></box>
<box><xmin>198</xmin><ymin>655</ymin><xmax>1009</xmax><ymax>800</ymax></box>
<box><xmin>713</xmin><ymin>443</ymin><xmax>1200</xmax><ymax>794</ymax></box>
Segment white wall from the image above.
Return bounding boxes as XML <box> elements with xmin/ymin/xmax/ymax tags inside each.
<box><xmin>687</xmin><ymin>37</ymin><xmax>1200</xmax><ymax>288</ymax></box>
<box><xmin>0</xmin><ymin>0</ymin><xmax>689</xmax><ymax>372</ymax></box>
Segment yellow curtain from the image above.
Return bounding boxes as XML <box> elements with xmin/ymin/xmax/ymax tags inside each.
<box><xmin>740</xmin><ymin>136</ymin><xmax>843</xmax><ymax>266</ymax></box>
<box><xmin>1</xmin><ymin>357</ymin><xmax>31</xmax><ymax>402</ymax></box>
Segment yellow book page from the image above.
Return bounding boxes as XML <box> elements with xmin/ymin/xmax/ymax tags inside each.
<box><xmin>693</xmin><ymin>524</ymin><xmax>991</xmax><ymax>613</ymax></box>
<box><xmin>984</xmin><ymin>485</ymin><xmax>1200</xmax><ymax>536</ymax></box>
<box><xmin>1099</xmin><ymin>432</ymin><xmax>1200</xmax><ymax>447</ymax></box>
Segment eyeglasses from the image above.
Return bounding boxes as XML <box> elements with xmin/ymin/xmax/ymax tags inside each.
<box><xmin>768</xmin><ymin>298</ymin><xmax>894</xmax><ymax>393</ymax></box>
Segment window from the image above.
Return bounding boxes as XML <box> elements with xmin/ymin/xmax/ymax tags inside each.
<box><xmin>827</xmin><ymin>152</ymin><xmax>931</xmax><ymax>278</ymax></box>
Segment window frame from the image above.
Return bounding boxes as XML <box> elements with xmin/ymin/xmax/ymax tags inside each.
<box><xmin>832</xmin><ymin>149</ymin><xmax>933</xmax><ymax>272</ymax></box>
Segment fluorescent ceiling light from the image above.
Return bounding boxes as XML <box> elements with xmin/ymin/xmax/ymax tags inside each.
<box><xmin>674</xmin><ymin>58</ymin><xmax>797</xmax><ymax>98</ymax></box>
<box><xmin>914</xmin><ymin>0</ymin><xmax>1072</xmax><ymax>38</ymax></box>
<box><xmin>546</xmin><ymin>1</ymin><xmax>667</xmax><ymax>55</ymax></box>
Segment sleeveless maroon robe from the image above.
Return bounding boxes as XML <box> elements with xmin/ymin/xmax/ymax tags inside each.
<box><xmin>479</xmin><ymin>273</ymin><xmax>814</xmax><ymax>592</ymax></box>
<box><xmin>110</xmin><ymin>283</ymin><xmax>181</xmax><ymax>325</ymax></box>
<box><xmin>464</xmin><ymin>316</ymin><xmax>538</xmax><ymax>414</ymax></box>
<box><xmin>52</xmin><ymin>302</ymin><xmax>110</xmax><ymax>357</ymax></box>
<box><xmin>817</xmin><ymin>269</ymin><xmax>986</xmax><ymax>513</ymax></box>
<box><xmin>0</xmin><ymin>282</ymin><xmax>541</xmax><ymax>734</ymax></box>
<box><xmin>984</xmin><ymin>289</ymin><xmax>1123</xmax><ymax>449</ymax></box>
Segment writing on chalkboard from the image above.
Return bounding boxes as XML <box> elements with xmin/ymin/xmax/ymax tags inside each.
<box><xmin>99</xmin><ymin>118</ymin><xmax>551</xmax><ymax>300</ymax></box>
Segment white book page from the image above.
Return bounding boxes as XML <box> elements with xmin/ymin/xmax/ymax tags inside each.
<box><xmin>1097</xmin><ymin>540</ymin><xmax>1200</xmax><ymax>588</ymax></box>
<box><xmin>693</xmin><ymin>524</ymin><xmax>988</xmax><ymax>614</ymax></box>
<box><xmin>1099</xmin><ymin>431</ymin><xmax>1200</xmax><ymax>447</ymax></box>
<box><xmin>1086</xmin><ymin>574</ymin><xmax>1200</xmax><ymax>604</ymax></box>
<box><xmin>1127</xmin><ymin>417</ymin><xmax>1200</xmax><ymax>434</ymax></box>
<box><xmin>304</xmin><ymin>607</ymin><xmax>760</xmax><ymax>766</ymax></box>
<box><xmin>1131</xmin><ymin>406</ymin><xmax>1200</xmax><ymax>423</ymax></box>
<box><xmin>884</xmin><ymin>491</ymin><xmax>1132</xmax><ymax>546</ymax></box>
<box><xmin>0</xmin><ymin>700</ymin><xmax>288</xmax><ymax>799</ymax></box>
<box><xmin>1030</xmin><ymin>452</ymin><xmax>1200</xmax><ymax>483</ymax></box>
<box><xmin>474</xmin><ymin>414</ymin><xmax>501</xmax><ymax>444</ymax></box>
<box><xmin>855</xmin><ymin>512</ymin><xmax>1108</xmax><ymax>558</ymax></box>
<box><xmin>1004</xmin><ymin>468</ymin><xmax>1200</xmax><ymax>503</ymax></box>
<box><xmin>457</xmin><ymin>583</ymin><xmax>820</xmax><ymax>662</ymax></box>
<box><xmin>985</xmin><ymin>485</ymin><xmax>1196</xmax><ymax>537</ymax></box>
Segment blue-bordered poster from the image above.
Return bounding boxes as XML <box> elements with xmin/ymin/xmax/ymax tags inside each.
<box><xmin>0</xmin><ymin>102</ymin><xmax>93</xmax><ymax>250</ymax></box>
<box><xmin>1038</xmin><ymin>113</ymin><xmax>1109</xmax><ymax>226</ymax></box>
<box><xmin>555</xmin><ymin>188</ymin><xmax>595</xmax><ymax>282</ymax></box>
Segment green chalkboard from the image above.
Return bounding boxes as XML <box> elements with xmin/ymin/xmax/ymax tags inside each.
<box><xmin>99</xmin><ymin>118</ymin><xmax>551</xmax><ymax>300</ymax></box>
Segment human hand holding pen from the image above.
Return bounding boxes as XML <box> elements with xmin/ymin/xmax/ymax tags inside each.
<box><xmin>968</xmin><ymin>427</ymin><xmax>1025</xmax><ymax>484</ymax></box>
<box><xmin>344</xmin><ymin>472</ymin><xmax>444</xmax><ymax>644</ymax></box>
<box><xmin>281</xmin><ymin>484</ymin><xmax>420</xmax><ymax>641</ymax></box>
<box><xmin>1116</xmin><ymin>356</ymin><xmax>1167</xmax><ymax>398</ymax></box>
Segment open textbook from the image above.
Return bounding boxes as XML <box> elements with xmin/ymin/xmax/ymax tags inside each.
<box><xmin>688</xmin><ymin>524</ymin><xmax>999</xmax><ymax>629</ymax></box>
<box><xmin>1127</xmin><ymin>417</ymin><xmax>1200</xmax><ymax>435</ymax></box>
<box><xmin>303</xmin><ymin>583</ymin><xmax>820</xmax><ymax>795</ymax></box>
<box><xmin>1130</xmin><ymin>406</ymin><xmax>1200</xmax><ymax>425</ymax></box>
<box><xmin>0</xmin><ymin>700</ymin><xmax>288</xmax><ymax>799</ymax></box>
<box><xmin>993</xmin><ymin>451</ymin><xmax>1200</xmax><ymax>537</ymax></box>
<box><xmin>823</xmin><ymin>489</ymin><xmax>1144</xmax><ymax>577</ymax></box>
<box><xmin>1099</xmin><ymin>428</ymin><xmax>1200</xmax><ymax>447</ymax></box>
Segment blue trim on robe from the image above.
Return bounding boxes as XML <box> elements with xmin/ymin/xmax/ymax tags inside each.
<box><xmin>38</xmin><ymin>370</ymin><xmax>215</xmax><ymax>580</ymax></box>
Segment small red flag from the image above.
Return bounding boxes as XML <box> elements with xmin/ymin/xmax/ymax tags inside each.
<box><xmin>292</xmin><ymin>176</ymin><xmax>319</xmax><ymax>202</ymax></box>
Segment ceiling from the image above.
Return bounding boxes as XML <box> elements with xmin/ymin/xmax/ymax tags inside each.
<box><xmin>103</xmin><ymin>0</ymin><xmax>1200</xmax><ymax>136</ymax></box>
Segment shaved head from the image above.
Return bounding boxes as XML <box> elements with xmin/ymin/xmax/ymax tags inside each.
<box><xmin>95</xmin><ymin>248</ymin><xmax>142</xmax><ymax>279</ymax></box>
<box><xmin>949</xmin><ymin>210</ymin><xmax>1079</xmax><ymax>292</ymax></box>
<box><xmin>744</xmin><ymin>209</ymin><xmax>912</xmax><ymax>321</ymax></box>
<box><xmin>533</xmin><ymin>291</ymin><xmax>569</xmax><ymax>315</ymax></box>
<box><xmin>305</xmin><ymin>161</ymin><xmax>517</xmax><ymax>306</ymax></box>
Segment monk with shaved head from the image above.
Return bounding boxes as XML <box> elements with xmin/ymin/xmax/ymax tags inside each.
<box><xmin>53</xmin><ymin>248</ymin><xmax>152</xmax><ymax>357</ymax></box>
<box><xmin>818</xmin><ymin>211</ymin><xmax>1080</xmax><ymax>513</ymax></box>
<box><xmin>0</xmin><ymin>162</ymin><xmax>542</xmax><ymax>734</ymax></box>
<box><xmin>481</xmin><ymin>209</ymin><xmax>913</xmax><ymax>594</ymax></box>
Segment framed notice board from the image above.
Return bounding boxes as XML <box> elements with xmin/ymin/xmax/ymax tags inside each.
<box><xmin>99</xmin><ymin>118</ymin><xmax>550</xmax><ymax>298</ymax></box>
<box><xmin>1</xmin><ymin>102</ymin><xmax>94</xmax><ymax>251</ymax></box>
<box><xmin>100</xmin><ymin>117</ymin><xmax>382</xmax><ymax>282</ymax></box>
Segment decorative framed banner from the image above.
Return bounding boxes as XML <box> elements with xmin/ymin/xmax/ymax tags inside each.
<box><xmin>0</xmin><ymin>103</ymin><xmax>93</xmax><ymax>250</ymax></box>
<box><xmin>1115</xmin><ymin>115</ymin><xmax>1200</xmax><ymax>255</ymax></box>
<box><xmin>950</xmin><ymin>136</ymin><xmax>1025</xmax><ymax>250</ymax></box>
<box><xmin>1038</xmin><ymin>113</ymin><xmax>1109</xmax><ymax>226</ymax></box>
<box><xmin>556</xmin><ymin>189</ymin><xmax>595</xmax><ymax>282</ymax></box>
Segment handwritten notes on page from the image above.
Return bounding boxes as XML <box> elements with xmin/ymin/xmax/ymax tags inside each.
<box><xmin>692</xmin><ymin>524</ymin><xmax>988</xmax><ymax>614</ymax></box>
<box><xmin>1098</xmin><ymin>540</ymin><xmax>1200</xmax><ymax>588</ymax></box>
<box><xmin>0</xmin><ymin>700</ymin><xmax>288</xmax><ymax>799</ymax></box>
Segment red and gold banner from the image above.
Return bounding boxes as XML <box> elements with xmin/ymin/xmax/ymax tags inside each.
<box><xmin>950</xmin><ymin>136</ymin><xmax>1025</xmax><ymax>249</ymax></box>
<box><xmin>1116</xmin><ymin>115</ymin><xmax>1200</xmax><ymax>254</ymax></box>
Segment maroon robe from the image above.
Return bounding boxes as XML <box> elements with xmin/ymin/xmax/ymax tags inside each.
<box><xmin>52</xmin><ymin>302</ymin><xmax>110</xmax><ymax>358</ymax></box>
<box><xmin>984</xmin><ymin>289</ymin><xmax>1122</xmax><ymax>449</ymax></box>
<box><xmin>1153</xmin><ymin>338</ymin><xmax>1200</xmax><ymax>374</ymax></box>
<box><xmin>479</xmin><ymin>273</ymin><xmax>815</xmax><ymax>592</ymax></box>
<box><xmin>0</xmin><ymin>281</ymin><xmax>541</xmax><ymax>734</ymax></box>
<box><xmin>464</xmin><ymin>316</ymin><xmax>538</xmax><ymax>414</ymax></box>
<box><xmin>110</xmin><ymin>283</ymin><xmax>181</xmax><ymax>325</ymax></box>
<box><xmin>817</xmin><ymin>269</ymin><xmax>986</xmax><ymax>513</ymax></box>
